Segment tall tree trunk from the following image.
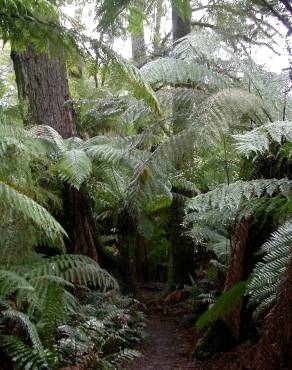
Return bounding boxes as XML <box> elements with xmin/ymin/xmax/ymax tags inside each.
<box><xmin>11</xmin><ymin>47</ymin><xmax>76</xmax><ymax>138</ymax></box>
<box><xmin>167</xmin><ymin>0</ymin><xmax>194</xmax><ymax>289</ymax></box>
<box><xmin>11</xmin><ymin>47</ymin><xmax>107</xmax><ymax>263</ymax></box>
<box><xmin>153</xmin><ymin>0</ymin><xmax>163</xmax><ymax>55</ymax></box>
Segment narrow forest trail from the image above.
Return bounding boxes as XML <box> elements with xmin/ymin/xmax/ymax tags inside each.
<box><xmin>126</xmin><ymin>285</ymin><xmax>202</xmax><ymax>370</ymax></box>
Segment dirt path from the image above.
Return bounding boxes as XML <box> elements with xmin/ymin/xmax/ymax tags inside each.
<box><xmin>126</xmin><ymin>286</ymin><xmax>201</xmax><ymax>370</ymax></box>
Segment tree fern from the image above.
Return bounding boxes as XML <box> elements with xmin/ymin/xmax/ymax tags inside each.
<box><xmin>247</xmin><ymin>221</ymin><xmax>292</xmax><ymax>317</ymax></box>
<box><xmin>141</xmin><ymin>57</ymin><xmax>228</xmax><ymax>89</ymax></box>
<box><xmin>187</xmin><ymin>178</ymin><xmax>292</xmax><ymax>214</ymax></box>
<box><xmin>196</xmin><ymin>88</ymin><xmax>269</xmax><ymax>144</ymax></box>
<box><xmin>101</xmin><ymin>46</ymin><xmax>162</xmax><ymax>116</ymax></box>
<box><xmin>56</xmin><ymin>149</ymin><xmax>92</xmax><ymax>189</ymax></box>
<box><xmin>1</xmin><ymin>310</ymin><xmax>46</xmax><ymax>358</ymax></box>
<box><xmin>0</xmin><ymin>180</ymin><xmax>66</xmax><ymax>246</ymax></box>
<box><xmin>0</xmin><ymin>335</ymin><xmax>53</xmax><ymax>370</ymax></box>
<box><xmin>234</xmin><ymin>120</ymin><xmax>292</xmax><ymax>157</ymax></box>
<box><xmin>27</xmin><ymin>255</ymin><xmax>118</xmax><ymax>292</ymax></box>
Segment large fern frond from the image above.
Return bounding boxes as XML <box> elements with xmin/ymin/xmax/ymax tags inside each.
<box><xmin>247</xmin><ymin>221</ymin><xmax>292</xmax><ymax>317</ymax></box>
<box><xmin>141</xmin><ymin>57</ymin><xmax>227</xmax><ymax>89</ymax></box>
<box><xmin>27</xmin><ymin>255</ymin><xmax>118</xmax><ymax>292</ymax></box>
<box><xmin>1</xmin><ymin>310</ymin><xmax>45</xmax><ymax>357</ymax></box>
<box><xmin>187</xmin><ymin>178</ymin><xmax>292</xmax><ymax>214</ymax></box>
<box><xmin>102</xmin><ymin>47</ymin><xmax>161</xmax><ymax>115</ymax></box>
<box><xmin>196</xmin><ymin>88</ymin><xmax>269</xmax><ymax>144</ymax></box>
<box><xmin>234</xmin><ymin>120</ymin><xmax>292</xmax><ymax>157</ymax></box>
<box><xmin>0</xmin><ymin>180</ymin><xmax>66</xmax><ymax>246</ymax></box>
<box><xmin>56</xmin><ymin>149</ymin><xmax>92</xmax><ymax>189</ymax></box>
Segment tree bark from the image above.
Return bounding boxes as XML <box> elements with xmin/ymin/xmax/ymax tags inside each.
<box><xmin>11</xmin><ymin>46</ymin><xmax>76</xmax><ymax>138</ymax></box>
<box><xmin>10</xmin><ymin>46</ymin><xmax>106</xmax><ymax>263</ymax></box>
<box><xmin>223</xmin><ymin>218</ymin><xmax>250</xmax><ymax>340</ymax></box>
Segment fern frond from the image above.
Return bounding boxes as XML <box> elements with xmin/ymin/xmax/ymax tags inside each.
<box><xmin>57</xmin><ymin>149</ymin><xmax>92</xmax><ymax>189</ymax></box>
<box><xmin>0</xmin><ymin>180</ymin><xmax>66</xmax><ymax>246</ymax></box>
<box><xmin>196</xmin><ymin>88</ymin><xmax>268</xmax><ymax>144</ymax></box>
<box><xmin>84</xmin><ymin>135</ymin><xmax>145</xmax><ymax>168</ymax></box>
<box><xmin>234</xmin><ymin>120</ymin><xmax>292</xmax><ymax>157</ymax></box>
<box><xmin>187</xmin><ymin>178</ymin><xmax>292</xmax><ymax>213</ymax></box>
<box><xmin>0</xmin><ymin>335</ymin><xmax>53</xmax><ymax>370</ymax></box>
<box><xmin>29</xmin><ymin>125</ymin><xmax>66</xmax><ymax>152</ymax></box>
<box><xmin>27</xmin><ymin>255</ymin><xmax>118</xmax><ymax>291</ymax></box>
<box><xmin>103</xmin><ymin>47</ymin><xmax>161</xmax><ymax>115</ymax></box>
<box><xmin>103</xmin><ymin>348</ymin><xmax>141</xmax><ymax>366</ymax></box>
<box><xmin>247</xmin><ymin>221</ymin><xmax>292</xmax><ymax>317</ymax></box>
<box><xmin>2</xmin><ymin>310</ymin><xmax>45</xmax><ymax>357</ymax></box>
<box><xmin>141</xmin><ymin>57</ymin><xmax>227</xmax><ymax>89</ymax></box>
<box><xmin>128</xmin><ymin>127</ymin><xmax>195</xmax><ymax>210</ymax></box>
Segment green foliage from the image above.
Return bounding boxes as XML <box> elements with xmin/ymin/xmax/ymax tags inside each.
<box><xmin>196</xmin><ymin>280</ymin><xmax>249</xmax><ymax>330</ymax></box>
<box><xmin>141</xmin><ymin>57</ymin><xmax>228</xmax><ymax>89</ymax></box>
<box><xmin>57</xmin><ymin>149</ymin><xmax>92</xmax><ymax>189</ymax></box>
<box><xmin>0</xmin><ymin>0</ymin><xmax>76</xmax><ymax>55</ymax></box>
<box><xmin>0</xmin><ymin>179</ymin><xmax>66</xmax><ymax>246</ymax></box>
<box><xmin>234</xmin><ymin>121</ymin><xmax>292</xmax><ymax>157</ymax></box>
<box><xmin>187</xmin><ymin>178</ymin><xmax>292</xmax><ymax>214</ymax></box>
<box><xmin>247</xmin><ymin>221</ymin><xmax>292</xmax><ymax>317</ymax></box>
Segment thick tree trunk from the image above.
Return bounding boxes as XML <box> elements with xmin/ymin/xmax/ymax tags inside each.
<box><xmin>11</xmin><ymin>47</ymin><xmax>76</xmax><ymax>138</ymax></box>
<box><xmin>10</xmin><ymin>47</ymin><xmax>105</xmax><ymax>263</ymax></box>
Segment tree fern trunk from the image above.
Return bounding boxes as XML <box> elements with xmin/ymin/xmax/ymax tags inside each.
<box><xmin>223</xmin><ymin>218</ymin><xmax>250</xmax><ymax>339</ymax></box>
<box><xmin>117</xmin><ymin>209</ymin><xmax>138</xmax><ymax>293</ymax></box>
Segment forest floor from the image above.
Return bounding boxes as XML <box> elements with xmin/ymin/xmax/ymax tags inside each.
<box><xmin>125</xmin><ymin>284</ymin><xmax>249</xmax><ymax>370</ymax></box>
<box><xmin>126</xmin><ymin>284</ymin><xmax>203</xmax><ymax>370</ymax></box>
